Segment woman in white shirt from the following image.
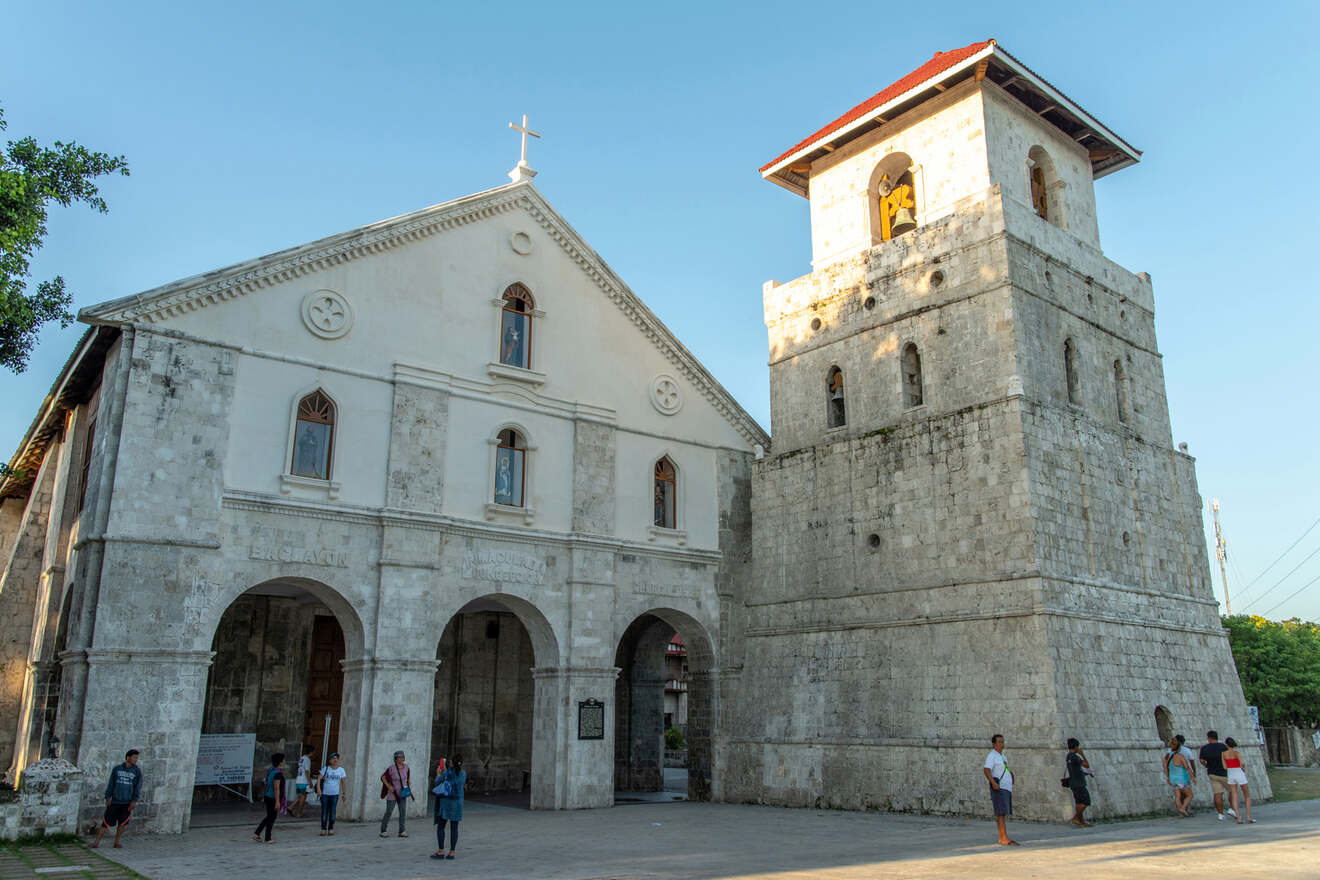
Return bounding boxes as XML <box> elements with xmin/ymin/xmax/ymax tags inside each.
<box><xmin>316</xmin><ymin>753</ymin><xmax>348</xmax><ymax>836</ymax></box>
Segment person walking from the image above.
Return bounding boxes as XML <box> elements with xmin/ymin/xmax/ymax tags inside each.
<box><xmin>91</xmin><ymin>749</ymin><xmax>142</xmax><ymax>849</ymax></box>
<box><xmin>1164</xmin><ymin>734</ymin><xmax>1198</xmax><ymax>815</ymax></box>
<box><xmin>291</xmin><ymin>744</ymin><xmax>314</xmax><ymax>818</ymax></box>
<box><xmin>1222</xmin><ymin>737</ymin><xmax>1255</xmax><ymax>824</ymax></box>
<box><xmin>1198</xmin><ymin>730</ymin><xmax>1236</xmax><ymax>821</ymax></box>
<box><xmin>253</xmin><ymin>753</ymin><xmax>285</xmax><ymax>843</ymax></box>
<box><xmin>982</xmin><ymin>734</ymin><xmax>1018</xmax><ymax>846</ymax></box>
<box><xmin>316</xmin><ymin>752</ymin><xmax>347</xmax><ymax>836</ymax></box>
<box><xmin>431</xmin><ymin>755</ymin><xmax>467</xmax><ymax>860</ymax></box>
<box><xmin>1165</xmin><ymin>737</ymin><xmax>1195</xmax><ymax>817</ymax></box>
<box><xmin>379</xmin><ymin>750</ymin><xmax>413</xmax><ymax>838</ymax></box>
<box><xmin>1064</xmin><ymin>738</ymin><xmax>1093</xmax><ymax>827</ymax></box>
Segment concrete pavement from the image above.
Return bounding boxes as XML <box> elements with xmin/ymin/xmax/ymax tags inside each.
<box><xmin>93</xmin><ymin>796</ymin><xmax>1318</xmax><ymax>880</ymax></box>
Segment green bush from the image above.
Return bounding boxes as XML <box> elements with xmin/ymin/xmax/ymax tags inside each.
<box><xmin>664</xmin><ymin>727</ymin><xmax>686</xmax><ymax>751</ymax></box>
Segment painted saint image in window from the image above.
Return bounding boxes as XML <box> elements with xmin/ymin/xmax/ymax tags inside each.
<box><xmin>654</xmin><ymin>457</ymin><xmax>676</xmax><ymax>528</ymax></box>
<box><xmin>494</xmin><ymin>429</ymin><xmax>525</xmax><ymax>507</ymax></box>
<box><xmin>292</xmin><ymin>390</ymin><xmax>335</xmax><ymax>479</ymax></box>
<box><xmin>500</xmin><ymin>284</ymin><xmax>534</xmax><ymax>369</ymax></box>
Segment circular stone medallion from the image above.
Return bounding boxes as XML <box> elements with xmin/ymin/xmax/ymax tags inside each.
<box><xmin>649</xmin><ymin>374</ymin><xmax>683</xmax><ymax>415</ymax></box>
<box><xmin>301</xmin><ymin>290</ymin><xmax>354</xmax><ymax>339</ymax></box>
<box><xmin>510</xmin><ymin>231</ymin><xmax>534</xmax><ymax>255</ymax></box>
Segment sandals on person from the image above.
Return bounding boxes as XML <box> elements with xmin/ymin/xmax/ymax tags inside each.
<box><xmin>430</xmin><ymin>852</ymin><xmax>445</xmax><ymax>859</ymax></box>
<box><xmin>398</xmin><ymin>832</ymin><xmax>409</xmax><ymax>837</ymax></box>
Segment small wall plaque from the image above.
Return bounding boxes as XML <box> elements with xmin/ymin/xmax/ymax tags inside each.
<box><xmin>578</xmin><ymin>698</ymin><xmax>605</xmax><ymax>740</ymax></box>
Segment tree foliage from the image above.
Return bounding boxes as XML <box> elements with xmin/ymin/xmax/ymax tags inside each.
<box><xmin>0</xmin><ymin>104</ymin><xmax>129</xmax><ymax>373</ymax></box>
<box><xmin>1223</xmin><ymin>614</ymin><xmax>1320</xmax><ymax>728</ymax></box>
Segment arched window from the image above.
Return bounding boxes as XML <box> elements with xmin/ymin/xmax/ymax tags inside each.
<box><xmin>1114</xmin><ymin>359</ymin><xmax>1130</xmax><ymax>424</ymax></box>
<box><xmin>871</xmin><ymin>152</ymin><xmax>918</xmax><ymax>243</ymax></box>
<box><xmin>291</xmin><ymin>390</ymin><xmax>335</xmax><ymax>479</ymax></box>
<box><xmin>654</xmin><ymin>457</ymin><xmax>677</xmax><ymax>529</ymax></box>
<box><xmin>1027</xmin><ymin>146</ymin><xmax>1063</xmax><ymax>227</ymax></box>
<box><xmin>499</xmin><ymin>284</ymin><xmax>535</xmax><ymax>369</ymax></box>
<box><xmin>493</xmin><ymin>428</ymin><xmax>526</xmax><ymax>507</ymax></box>
<box><xmin>826</xmin><ymin>366</ymin><xmax>846</xmax><ymax>428</ymax></box>
<box><xmin>1064</xmin><ymin>338</ymin><xmax>1081</xmax><ymax>406</ymax></box>
<box><xmin>902</xmin><ymin>344</ymin><xmax>923</xmax><ymax>408</ymax></box>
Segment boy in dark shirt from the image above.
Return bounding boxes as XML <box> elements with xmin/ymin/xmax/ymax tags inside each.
<box><xmin>92</xmin><ymin>749</ymin><xmax>142</xmax><ymax>848</ymax></box>
<box><xmin>1065</xmin><ymin>738</ymin><xmax>1093</xmax><ymax>827</ymax></box>
<box><xmin>1198</xmin><ymin>730</ymin><xmax>1235</xmax><ymax>820</ymax></box>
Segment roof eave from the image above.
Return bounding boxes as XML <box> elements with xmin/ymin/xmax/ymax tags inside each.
<box><xmin>761</xmin><ymin>43</ymin><xmax>1141</xmax><ymax>196</ymax></box>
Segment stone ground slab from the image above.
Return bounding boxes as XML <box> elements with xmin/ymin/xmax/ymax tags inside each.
<box><xmin>0</xmin><ymin>842</ymin><xmax>144</xmax><ymax>879</ymax></box>
<box><xmin>85</xmin><ymin>797</ymin><xmax>1319</xmax><ymax>880</ymax></box>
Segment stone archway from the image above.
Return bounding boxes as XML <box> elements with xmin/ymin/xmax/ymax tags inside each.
<box><xmin>430</xmin><ymin>594</ymin><xmax>560</xmax><ymax>810</ymax></box>
<box><xmin>193</xmin><ymin>577</ymin><xmax>366</xmax><ymax>825</ymax></box>
<box><xmin>613</xmin><ymin>608</ymin><xmax>715</xmax><ymax>802</ymax></box>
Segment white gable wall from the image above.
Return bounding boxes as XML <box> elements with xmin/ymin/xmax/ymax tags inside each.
<box><xmin>146</xmin><ymin>189</ymin><xmax>753</xmax><ymax>549</ymax></box>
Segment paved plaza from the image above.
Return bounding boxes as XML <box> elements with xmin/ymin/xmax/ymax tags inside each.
<box><xmin>72</xmin><ymin>796</ymin><xmax>1317</xmax><ymax>880</ymax></box>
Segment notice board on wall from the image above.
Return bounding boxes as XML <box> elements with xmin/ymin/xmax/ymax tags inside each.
<box><xmin>195</xmin><ymin>733</ymin><xmax>256</xmax><ymax>786</ymax></box>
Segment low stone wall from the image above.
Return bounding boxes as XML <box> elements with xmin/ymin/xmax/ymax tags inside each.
<box><xmin>664</xmin><ymin>750</ymin><xmax>687</xmax><ymax>769</ymax></box>
<box><xmin>0</xmin><ymin>758</ymin><xmax>85</xmax><ymax>841</ymax></box>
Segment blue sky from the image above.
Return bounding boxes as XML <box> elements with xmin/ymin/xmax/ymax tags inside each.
<box><xmin>3</xmin><ymin>1</ymin><xmax>1317</xmax><ymax>621</ymax></box>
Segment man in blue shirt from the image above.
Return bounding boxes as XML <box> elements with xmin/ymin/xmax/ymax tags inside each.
<box><xmin>92</xmin><ymin>749</ymin><xmax>142</xmax><ymax>848</ymax></box>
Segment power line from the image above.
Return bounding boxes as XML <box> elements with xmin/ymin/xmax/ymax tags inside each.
<box><xmin>1235</xmin><ymin>514</ymin><xmax>1320</xmax><ymax>601</ymax></box>
<box><xmin>1240</xmin><ymin>543</ymin><xmax>1320</xmax><ymax>611</ymax></box>
<box><xmin>1260</xmin><ymin>571</ymin><xmax>1320</xmax><ymax>619</ymax></box>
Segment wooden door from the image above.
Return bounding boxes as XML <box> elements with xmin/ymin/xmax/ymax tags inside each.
<box><xmin>302</xmin><ymin>615</ymin><xmax>345</xmax><ymax>774</ymax></box>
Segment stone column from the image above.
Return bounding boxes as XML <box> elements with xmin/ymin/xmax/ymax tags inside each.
<box><xmin>73</xmin><ymin>649</ymin><xmax>214</xmax><ymax>833</ymax></box>
<box><xmin>532</xmin><ymin>666</ymin><xmax>617</xmax><ymax>809</ymax></box>
<box><xmin>619</xmin><ymin>675</ymin><xmax>666</xmax><ymax>792</ymax></box>
<box><xmin>340</xmin><ymin>658</ymin><xmax>438</xmax><ymax>824</ymax></box>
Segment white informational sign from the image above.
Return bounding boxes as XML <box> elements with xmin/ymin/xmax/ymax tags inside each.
<box><xmin>1312</xmin><ymin>731</ymin><xmax>1320</xmax><ymax>752</ymax></box>
<box><xmin>195</xmin><ymin>733</ymin><xmax>256</xmax><ymax>786</ymax></box>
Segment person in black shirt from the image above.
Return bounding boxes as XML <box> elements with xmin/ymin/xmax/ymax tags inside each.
<box><xmin>1198</xmin><ymin>730</ymin><xmax>1234</xmax><ymax>820</ymax></box>
<box><xmin>1065</xmin><ymin>738</ymin><xmax>1092</xmax><ymax>827</ymax></box>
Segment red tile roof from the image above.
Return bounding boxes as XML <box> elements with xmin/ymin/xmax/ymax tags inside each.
<box><xmin>759</xmin><ymin>40</ymin><xmax>994</xmax><ymax>173</ymax></box>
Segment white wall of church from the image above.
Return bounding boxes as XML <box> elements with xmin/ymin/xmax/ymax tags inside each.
<box><xmin>614</xmin><ymin>431</ymin><xmax>719</xmax><ymax>549</ymax></box>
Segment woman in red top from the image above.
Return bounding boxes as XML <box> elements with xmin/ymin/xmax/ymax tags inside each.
<box><xmin>1222</xmin><ymin>738</ymin><xmax>1254</xmax><ymax>824</ymax></box>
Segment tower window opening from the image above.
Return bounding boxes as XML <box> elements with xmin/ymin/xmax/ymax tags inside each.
<box><xmin>826</xmin><ymin>366</ymin><xmax>846</xmax><ymax>428</ymax></box>
<box><xmin>1065</xmin><ymin>338</ymin><xmax>1081</xmax><ymax>407</ymax></box>
<box><xmin>902</xmin><ymin>344</ymin><xmax>923</xmax><ymax>408</ymax></box>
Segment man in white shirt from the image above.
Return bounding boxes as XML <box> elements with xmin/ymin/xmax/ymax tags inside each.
<box><xmin>982</xmin><ymin>734</ymin><xmax>1019</xmax><ymax>845</ymax></box>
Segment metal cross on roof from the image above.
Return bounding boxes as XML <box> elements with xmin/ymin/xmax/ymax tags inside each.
<box><xmin>508</xmin><ymin>114</ymin><xmax>542</xmax><ymax>182</ymax></box>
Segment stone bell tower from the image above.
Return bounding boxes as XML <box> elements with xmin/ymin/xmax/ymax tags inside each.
<box><xmin>722</xmin><ymin>40</ymin><xmax>1267</xmax><ymax>819</ymax></box>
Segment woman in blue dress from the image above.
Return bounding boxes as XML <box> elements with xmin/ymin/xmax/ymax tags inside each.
<box><xmin>431</xmin><ymin>755</ymin><xmax>466</xmax><ymax>860</ymax></box>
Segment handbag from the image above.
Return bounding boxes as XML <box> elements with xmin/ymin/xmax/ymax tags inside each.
<box><xmin>433</xmin><ymin>778</ymin><xmax>453</xmax><ymax>797</ymax></box>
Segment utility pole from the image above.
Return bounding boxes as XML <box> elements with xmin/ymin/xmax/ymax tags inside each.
<box><xmin>1211</xmin><ymin>499</ymin><xmax>1231</xmax><ymax>614</ymax></box>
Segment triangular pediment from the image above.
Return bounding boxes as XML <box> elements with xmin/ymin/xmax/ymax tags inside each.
<box><xmin>80</xmin><ymin>181</ymin><xmax>768</xmax><ymax>448</ymax></box>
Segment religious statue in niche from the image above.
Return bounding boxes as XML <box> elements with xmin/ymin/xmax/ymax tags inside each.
<box><xmin>877</xmin><ymin>169</ymin><xmax>917</xmax><ymax>241</ymax></box>
<box><xmin>291</xmin><ymin>390</ymin><xmax>334</xmax><ymax>479</ymax></box>
<box><xmin>499</xmin><ymin>284</ymin><xmax>534</xmax><ymax>369</ymax></box>
<box><xmin>494</xmin><ymin>429</ymin><xmax>525</xmax><ymax>507</ymax></box>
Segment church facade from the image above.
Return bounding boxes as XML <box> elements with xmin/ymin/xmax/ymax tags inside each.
<box><xmin>0</xmin><ymin>40</ymin><xmax>1265</xmax><ymax>831</ymax></box>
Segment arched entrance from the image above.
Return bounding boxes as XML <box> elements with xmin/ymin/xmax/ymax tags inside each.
<box><xmin>430</xmin><ymin>595</ymin><xmax>558</xmax><ymax>809</ymax></box>
<box><xmin>614</xmin><ymin>609</ymin><xmax>715</xmax><ymax>802</ymax></box>
<box><xmin>194</xmin><ymin>578</ymin><xmax>363</xmax><ymax>821</ymax></box>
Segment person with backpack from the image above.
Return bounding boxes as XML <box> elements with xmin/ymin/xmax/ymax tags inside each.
<box><xmin>253</xmin><ymin>753</ymin><xmax>285</xmax><ymax>843</ymax></box>
<box><xmin>379</xmin><ymin>750</ymin><xmax>413</xmax><ymax>837</ymax></box>
<box><xmin>431</xmin><ymin>754</ymin><xmax>467</xmax><ymax>861</ymax></box>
